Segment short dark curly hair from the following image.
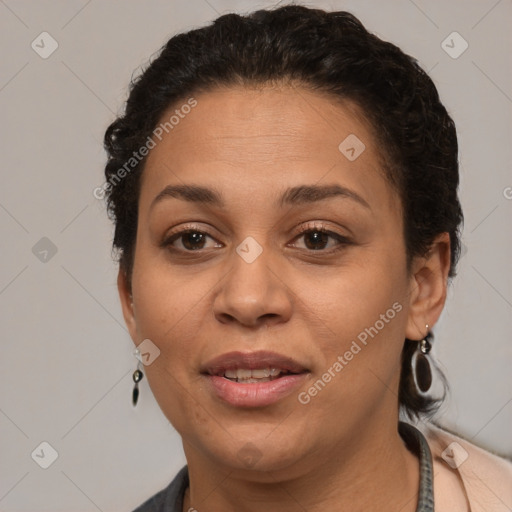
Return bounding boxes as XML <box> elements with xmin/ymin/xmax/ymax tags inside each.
<box><xmin>103</xmin><ymin>5</ymin><xmax>463</xmax><ymax>418</ymax></box>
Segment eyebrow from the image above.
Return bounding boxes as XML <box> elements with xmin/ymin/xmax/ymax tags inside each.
<box><xmin>279</xmin><ymin>184</ymin><xmax>370</xmax><ymax>209</ymax></box>
<box><xmin>150</xmin><ymin>183</ymin><xmax>370</xmax><ymax>211</ymax></box>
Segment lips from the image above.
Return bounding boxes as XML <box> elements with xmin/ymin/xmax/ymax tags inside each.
<box><xmin>201</xmin><ymin>351</ymin><xmax>309</xmax><ymax>407</ymax></box>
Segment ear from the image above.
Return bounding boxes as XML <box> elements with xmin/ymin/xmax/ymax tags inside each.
<box><xmin>117</xmin><ymin>268</ymin><xmax>138</xmax><ymax>343</ymax></box>
<box><xmin>405</xmin><ymin>232</ymin><xmax>451</xmax><ymax>340</ymax></box>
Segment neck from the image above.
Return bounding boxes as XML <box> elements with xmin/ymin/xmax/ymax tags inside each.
<box><xmin>182</xmin><ymin>420</ymin><xmax>420</xmax><ymax>512</ymax></box>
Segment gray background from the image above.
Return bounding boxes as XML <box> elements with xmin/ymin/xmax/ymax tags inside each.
<box><xmin>0</xmin><ymin>0</ymin><xmax>510</xmax><ymax>510</ymax></box>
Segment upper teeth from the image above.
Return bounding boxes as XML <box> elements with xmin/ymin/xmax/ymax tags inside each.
<box><xmin>224</xmin><ymin>368</ymin><xmax>282</xmax><ymax>380</ymax></box>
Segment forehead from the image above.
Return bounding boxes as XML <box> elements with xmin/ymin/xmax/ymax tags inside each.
<box><xmin>147</xmin><ymin>85</ymin><xmax>373</xmax><ymax>161</ymax></box>
<box><xmin>139</xmin><ymin>85</ymin><xmax>398</xmax><ymax>214</ymax></box>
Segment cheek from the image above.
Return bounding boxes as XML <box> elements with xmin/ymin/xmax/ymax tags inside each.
<box><xmin>295</xmin><ymin>252</ymin><xmax>409</xmax><ymax>402</ymax></box>
<box><xmin>145</xmin><ymin>362</ymin><xmax>217</xmax><ymax>437</ymax></box>
<box><xmin>130</xmin><ymin>263</ymin><xmax>216</xmax><ymax>432</ymax></box>
<box><xmin>131</xmin><ymin>226</ymin><xmax>212</xmax><ymax>326</ymax></box>
<box><xmin>129</xmin><ymin>256</ymin><xmax>210</xmax><ymax>394</ymax></box>
<box><xmin>300</xmin><ymin>261</ymin><xmax>406</xmax><ymax>341</ymax></box>
<box><xmin>132</xmin><ymin>270</ymin><xmax>209</xmax><ymax>357</ymax></box>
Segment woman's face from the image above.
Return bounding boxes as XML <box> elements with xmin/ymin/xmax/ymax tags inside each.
<box><xmin>120</xmin><ymin>85</ymin><xmax>433</xmax><ymax>476</ymax></box>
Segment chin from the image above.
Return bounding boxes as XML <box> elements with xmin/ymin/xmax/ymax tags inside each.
<box><xmin>200</xmin><ymin>432</ymin><xmax>308</xmax><ymax>477</ymax></box>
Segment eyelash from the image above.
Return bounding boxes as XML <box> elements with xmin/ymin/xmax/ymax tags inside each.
<box><xmin>161</xmin><ymin>222</ymin><xmax>352</xmax><ymax>255</ymax></box>
<box><xmin>294</xmin><ymin>223</ymin><xmax>352</xmax><ymax>252</ymax></box>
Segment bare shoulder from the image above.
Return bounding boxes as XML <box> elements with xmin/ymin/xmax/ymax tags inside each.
<box><xmin>422</xmin><ymin>423</ymin><xmax>512</xmax><ymax>512</ymax></box>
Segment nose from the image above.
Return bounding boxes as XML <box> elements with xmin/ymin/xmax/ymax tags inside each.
<box><xmin>212</xmin><ymin>244</ymin><xmax>293</xmax><ymax>329</ymax></box>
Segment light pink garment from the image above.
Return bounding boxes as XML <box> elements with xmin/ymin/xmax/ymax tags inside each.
<box><xmin>422</xmin><ymin>424</ymin><xmax>512</xmax><ymax>511</ymax></box>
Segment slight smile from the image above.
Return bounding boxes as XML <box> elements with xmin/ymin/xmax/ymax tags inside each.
<box><xmin>201</xmin><ymin>350</ymin><xmax>310</xmax><ymax>408</ymax></box>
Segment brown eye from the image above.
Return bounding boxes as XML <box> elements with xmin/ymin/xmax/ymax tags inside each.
<box><xmin>291</xmin><ymin>226</ymin><xmax>351</xmax><ymax>253</ymax></box>
<box><xmin>163</xmin><ymin>229</ymin><xmax>222</xmax><ymax>252</ymax></box>
<box><xmin>304</xmin><ymin>230</ymin><xmax>329</xmax><ymax>250</ymax></box>
<box><xmin>181</xmin><ymin>231</ymin><xmax>206</xmax><ymax>250</ymax></box>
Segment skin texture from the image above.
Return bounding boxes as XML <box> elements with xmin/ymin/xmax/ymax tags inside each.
<box><xmin>118</xmin><ymin>85</ymin><xmax>451</xmax><ymax>512</ymax></box>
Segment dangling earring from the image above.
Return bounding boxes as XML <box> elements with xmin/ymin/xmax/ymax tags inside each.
<box><xmin>412</xmin><ymin>324</ymin><xmax>433</xmax><ymax>394</ymax></box>
<box><xmin>132</xmin><ymin>358</ymin><xmax>144</xmax><ymax>407</ymax></box>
